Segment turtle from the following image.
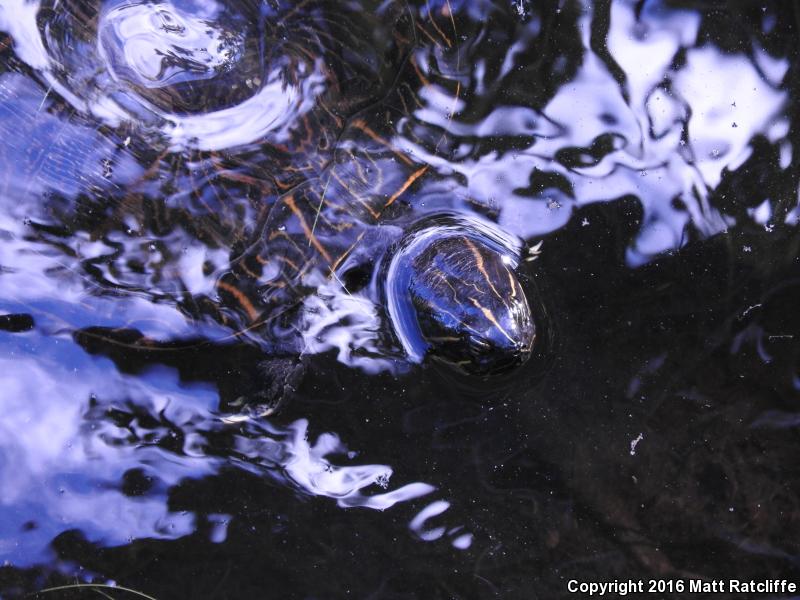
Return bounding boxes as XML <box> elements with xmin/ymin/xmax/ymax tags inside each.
<box><xmin>1</xmin><ymin>0</ymin><xmax>538</xmax><ymax>396</ymax></box>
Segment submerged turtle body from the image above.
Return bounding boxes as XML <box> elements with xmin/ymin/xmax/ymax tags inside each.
<box><xmin>217</xmin><ymin>141</ymin><xmax>537</xmax><ymax>375</ymax></box>
<box><xmin>5</xmin><ymin>0</ymin><xmax>537</xmax><ymax>376</ymax></box>
<box><xmin>209</xmin><ymin>52</ymin><xmax>537</xmax><ymax>372</ymax></box>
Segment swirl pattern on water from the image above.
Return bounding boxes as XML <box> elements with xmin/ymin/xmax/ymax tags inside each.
<box><xmin>395</xmin><ymin>2</ymin><xmax>790</xmax><ymax>266</ymax></box>
<box><xmin>5</xmin><ymin>0</ymin><xmax>331</xmax><ymax>149</ymax></box>
<box><xmin>97</xmin><ymin>0</ymin><xmax>250</xmax><ymax>106</ymax></box>
<box><xmin>0</xmin><ymin>313</ymin><xmax>467</xmax><ymax>565</ymax></box>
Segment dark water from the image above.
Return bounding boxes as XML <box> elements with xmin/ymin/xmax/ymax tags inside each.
<box><xmin>1</xmin><ymin>0</ymin><xmax>799</xmax><ymax>598</ymax></box>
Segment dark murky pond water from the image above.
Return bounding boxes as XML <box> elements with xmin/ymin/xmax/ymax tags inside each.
<box><xmin>0</xmin><ymin>0</ymin><xmax>799</xmax><ymax>597</ymax></box>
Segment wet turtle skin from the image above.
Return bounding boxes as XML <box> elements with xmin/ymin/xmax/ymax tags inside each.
<box><xmin>405</xmin><ymin>235</ymin><xmax>535</xmax><ymax>374</ymax></box>
<box><xmin>10</xmin><ymin>0</ymin><xmax>538</xmax><ymax>379</ymax></box>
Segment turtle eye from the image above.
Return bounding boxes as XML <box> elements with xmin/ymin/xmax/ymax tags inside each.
<box><xmin>386</xmin><ymin>224</ymin><xmax>535</xmax><ymax>376</ymax></box>
<box><xmin>339</xmin><ymin>264</ymin><xmax>372</xmax><ymax>293</ymax></box>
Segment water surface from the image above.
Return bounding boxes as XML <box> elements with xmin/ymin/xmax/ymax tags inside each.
<box><xmin>0</xmin><ymin>0</ymin><xmax>799</xmax><ymax>597</ymax></box>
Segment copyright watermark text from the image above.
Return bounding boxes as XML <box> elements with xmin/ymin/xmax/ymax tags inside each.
<box><xmin>567</xmin><ymin>579</ymin><xmax>797</xmax><ymax>596</ymax></box>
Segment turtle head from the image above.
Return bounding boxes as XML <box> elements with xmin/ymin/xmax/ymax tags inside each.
<box><xmin>386</xmin><ymin>216</ymin><xmax>535</xmax><ymax>375</ymax></box>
